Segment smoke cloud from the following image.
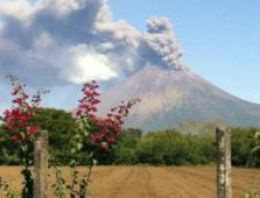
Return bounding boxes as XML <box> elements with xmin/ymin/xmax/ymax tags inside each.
<box><xmin>0</xmin><ymin>0</ymin><xmax>186</xmax><ymax>87</ymax></box>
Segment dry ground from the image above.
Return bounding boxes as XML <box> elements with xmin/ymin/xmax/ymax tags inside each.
<box><xmin>0</xmin><ymin>165</ymin><xmax>259</xmax><ymax>198</ymax></box>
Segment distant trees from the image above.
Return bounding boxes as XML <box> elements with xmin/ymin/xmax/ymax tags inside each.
<box><xmin>113</xmin><ymin>127</ymin><xmax>260</xmax><ymax>167</ymax></box>
<box><xmin>0</xmin><ymin>125</ymin><xmax>20</xmax><ymax>164</ymax></box>
<box><xmin>112</xmin><ymin>128</ymin><xmax>142</xmax><ymax>164</ymax></box>
<box><xmin>33</xmin><ymin>108</ymin><xmax>79</xmax><ymax>164</ymax></box>
<box><xmin>117</xmin><ymin>128</ymin><xmax>216</xmax><ymax>166</ymax></box>
<box><xmin>1</xmin><ymin>111</ymin><xmax>259</xmax><ymax>167</ymax></box>
<box><xmin>0</xmin><ymin>108</ymin><xmax>79</xmax><ymax>165</ymax></box>
<box><xmin>231</xmin><ymin>127</ymin><xmax>260</xmax><ymax>167</ymax></box>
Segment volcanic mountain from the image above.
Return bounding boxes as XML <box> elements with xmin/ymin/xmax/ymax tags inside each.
<box><xmin>99</xmin><ymin>65</ymin><xmax>260</xmax><ymax>131</ymax></box>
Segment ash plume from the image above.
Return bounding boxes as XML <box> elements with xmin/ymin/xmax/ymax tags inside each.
<box><xmin>0</xmin><ymin>0</ymin><xmax>187</xmax><ymax>87</ymax></box>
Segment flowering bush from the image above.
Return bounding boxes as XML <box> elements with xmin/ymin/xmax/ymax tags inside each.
<box><xmin>47</xmin><ymin>80</ymin><xmax>140</xmax><ymax>198</ymax></box>
<box><xmin>1</xmin><ymin>75</ymin><xmax>47</xmax><ymax>198</ymax></box>
<box><xmin>75</xmin><ymin>81</ymin><xmax>140</xmax><ymax>152</ymax></box>
<box><xmin>65</xmin><ymin>80</ymin><xmax>140</xmax><ymax>197</ymax></box>
<box><xmin>3</xmin><ymin>76</ymin><xmax>41</xmax><ymax>142</ymax></box>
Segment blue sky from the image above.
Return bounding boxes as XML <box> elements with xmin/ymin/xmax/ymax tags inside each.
<box><xmin>0</xmin><ymin>0</ymin><xmax>260</xmax><ymax>114</ymax></box>
<box><xmin>109</xmin><ymin>0</ymin><xmax>260</xmax><ymax>103</ymax></box>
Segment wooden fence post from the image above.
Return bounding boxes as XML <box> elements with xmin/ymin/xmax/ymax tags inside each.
<box><xmin>216</xmin><ymin>127</ymin><xmax>232</xmax><ymax>198</ymax></box>
<box><xmin>34</xmin><ymin>130</ymin><xmax>48</xmax><ymax>198</ymax></box>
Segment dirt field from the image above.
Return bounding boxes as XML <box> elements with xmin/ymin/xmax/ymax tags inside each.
<box><xmin>0</xmin><ymin>165</ymin><xmax>259</xmax><ymax>198</ymax></box>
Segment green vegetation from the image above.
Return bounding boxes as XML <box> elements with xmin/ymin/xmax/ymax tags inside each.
<box><xmin>114</xmin><ymin>128</ymin><xmax>216</xmax><ymax>166</ymax></box>
<box><xmin>0</xmin><ymin>108</ymin><xmax>79</xmax><ymax>165</ymax></box>
<box><xmin>1</xmin><ymin>108</ymin><xmax>260</xmax><ymax>167</ymax></box>
<box><xmin>116</xmin><ymin>127</ymin><xmax>259</xmax><ymax>167</ymax></box>
<box><xmin>244</xmin><ymin>188</ymin><xmax>260</xmax><ymax>198</ymax></box>
<box><xmin>232</xmin><ymin>128</ymin><xmax>260</xmax><ymax>167</ymax></box>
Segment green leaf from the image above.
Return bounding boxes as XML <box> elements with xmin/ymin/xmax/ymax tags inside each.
<box><xmin>77</xmin><ymin>143</ymin><xmax>83</xmax><ymax>150</ymax></box>
<box><xmin>71</xmin><ymin>148</ymin><xmax>76</xmax><ymax>155</ymax></box>
<box><xmin>83</xmin><ymin>130</ymin><xmax>89</xmax><ymax>137</ymax></box>
<box><xmin>93</xmin><ymin>159</ymin><xmax>98</xmax><ymax>165</ymax></box>
<box><xmin>252</xmin><ymin>146</ymin><xmax>260</xmax><ymax>154</ymax></box>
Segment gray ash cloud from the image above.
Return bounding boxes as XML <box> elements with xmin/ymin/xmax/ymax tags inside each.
<box><xmin>0</xmin><ymin>0</ymin><xmax>186</xmax><ymax>87</ymax></box>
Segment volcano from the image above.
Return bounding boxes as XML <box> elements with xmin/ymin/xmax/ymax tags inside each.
<box><xmin>99</xmin><ymin>65</ymin><xmax>260</xmax><ymax>131</ymax></box>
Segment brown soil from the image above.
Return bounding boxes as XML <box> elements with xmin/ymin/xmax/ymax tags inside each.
<box><xmin>0</xmin><ymin>165</ymin><xmax>259</xmax><ymax>198</ymax></box>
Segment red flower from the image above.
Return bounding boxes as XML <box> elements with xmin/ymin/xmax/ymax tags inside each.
<box><xmin>12</xmin><ymin>98</ymin><xmax>23</xmax><ymax>105</ymax></box>
<box><xmin>88</xmin><ymin>113</ymin><xmax>96</xmax><ymax>121</ymax></box>
<box><xmin>91</xmin><ymin>133</ymin><xmax>102</xmax><ymax>144</ymax></box>
<box><xmin>8</xmin><ymin>124</ymin><xmax>16</xmax><ymax>130</ymax></box>
<box><xmin>91</xmin><ymin>107</ymin><xmax>97</xmax><ymax>112</ymax></box>
<box><xmin>93</xmin><ymin>91</ymin><xmax>100</xmax><ymax>96</ymax></box>
<box><xmin>11</xmin><ymin>135</ymin><xmax>22</xmax><ymax>142</ymax></box>
<box><xmin>76</xmin><ymin>81</ymin><xmax>139</xmax><ymax>152</ymax></box>
<box><xmin>76</xmin><ymin>110</ymin><xmax>82</xmax><ymax>117</ymax></box>
<box><xmin>113</xmin><ymin>114</ymin><xmax>121</xmax><ymax>121</ymax></box>
<box><xmin>100</xmin><ymin>127</ymin><xmax>109</xmax><ymax>135</ymax></box>
<box><xmin>104</xmin><ymin>118</ymin><xmax>112</xmax><ymax>123</ymax></box>
<box><xmin>96</xmin><ymin>119</ymin><xmax>106</xmax><ymax>127</ymax></box>
<box><xmin>2</xmin><ymin>76</ymin><xmax>43</xmax><ymax>142</ymax></box>
<box><xmin>27</xmin><ymin>126</ymin><xmax>39</xmax><ymax>136</ymax></box>
<box><xmin>3</xmin><ymin>110</ymin><xmax>11</xmax><ymax>117</ymax></box>
<box><xmin>110</xmin><ymin>107</ymin><xmax>117</xmax><ymax>112</ymax></box>
<box><xmin>107</xmin><ymin>136</ymin><xmax>115</xmax><ymax>144</ymax></box>
<box><xmin>91</xmin><ymin>99</ymin><xmax>100</xmax><ymax>105</ymax></box>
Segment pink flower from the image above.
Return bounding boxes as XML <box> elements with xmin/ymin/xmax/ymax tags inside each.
<box><xmin>100</xmin><ymin>142</ymin><xmax>109</xmax><ymax>150</ymax></box>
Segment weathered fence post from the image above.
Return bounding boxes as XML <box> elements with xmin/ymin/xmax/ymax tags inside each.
<box><xmin>34</xmin><ymin>130</ymin><xmax>48</xmax><ymax>198</ymax></box>
<box><xmin>216</xmin><ymin>127</ymin><xmax>232</xmax><ymax>198</ymax></box>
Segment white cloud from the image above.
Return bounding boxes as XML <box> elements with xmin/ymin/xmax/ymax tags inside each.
<box><xmin>0</xmin><ymin>0</ymin><xmax>34</xmax><ymax>20</ymax></box>
<box><xmin>36</xmin><ymin>0</ymin><xmax>87</xmax><ymax>17</ymax></box>
<box><xmin>64</xmin><ymin>45</ymin><xmax>117</xmax><ymax>83</ymax></box>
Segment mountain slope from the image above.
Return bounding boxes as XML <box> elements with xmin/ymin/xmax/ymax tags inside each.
<box><xmin>99</xmin><ymin>65</ymin><xmax>260</xmax><ymax>131</ymax></box>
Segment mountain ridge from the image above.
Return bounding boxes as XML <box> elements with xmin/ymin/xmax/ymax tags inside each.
<box><xmin>99</xmin><ymin>65</ymin><xmax>260</xmax><ymax>131</ymax></box>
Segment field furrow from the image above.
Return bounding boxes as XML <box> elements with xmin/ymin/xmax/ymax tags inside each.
<box><xmin>0</xmin><ymin>166</ymin><xmax>259</xmax><ymax>198</ymax></box>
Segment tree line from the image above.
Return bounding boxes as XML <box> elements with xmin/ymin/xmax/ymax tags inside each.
<box><xmin>0</xmin><ymin>108</ymin><xmax>259</xmax><ymax>167</ymax></box>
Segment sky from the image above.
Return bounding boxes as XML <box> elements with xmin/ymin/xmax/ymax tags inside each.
<box><xmin>109</xmin><ymin>0</ymin><xmax>260</xmax><ymax>103</ymax></box>
<box><xmin>0</xmin><ymin>0</ymin><xmax>260</xmax><ymax>114</ymax></box>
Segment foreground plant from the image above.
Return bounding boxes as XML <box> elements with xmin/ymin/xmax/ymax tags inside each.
<box><xmin>0</xmin><ymin>177</ymin><xmax>15</xmax><ymax>198</ymax></box>
<box><xmin>244</xmin><ymin>188</ymin><xmax>260</xmax><ymax>198</ymax></box>
<box><xmin>67</xmin><ymin>80</ymin><xmax>140</xmax><ymax>197</ymax></box>
<box><xmin>1</xmin><ymin>75</ymin><xmax>47</xmax><ymax>198</ymax></box>
<box><xmin>52</xmin><ymin>166</ymin><xmax>67</xmax><ymax>198</ymax></box>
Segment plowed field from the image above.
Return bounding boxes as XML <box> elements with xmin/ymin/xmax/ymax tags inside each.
<box><xmin>0</xmin><ymin>166</ymin><xmax>259</xmax><ymax>197</ymax></box>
